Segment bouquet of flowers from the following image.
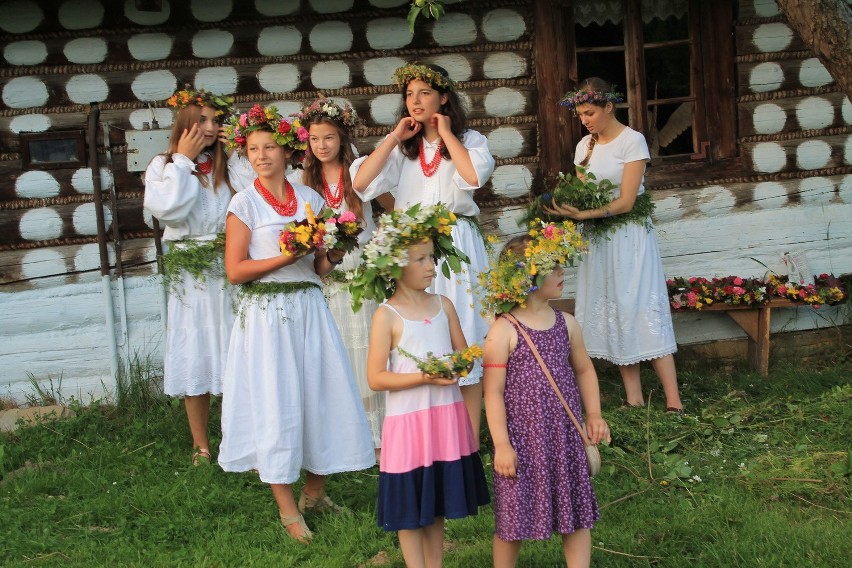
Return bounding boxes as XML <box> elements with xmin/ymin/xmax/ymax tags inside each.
<box><xmin>280</xmin><ymin>203</ymin><xmax>363</xmax><ymax>257</ymax></box>
<box><xmin>667</xmin><ymin>276</ymin><xmax>715</xmax><ymax>310</ymax></box>
<box><xmin>667</xmin><ymin>275</ymin><xmax>766</xmax><ymax>310</ymax></box>
<box><xmin>766</xmin><ymin>273</ymin><xmax>846</xmax><ymax>307</ymax></box>
<box><xmin>521</xmin><ymin>167</ymin><xmax>655</xmax><ymax>242</ymax></box>
<box><xmin>398</xmin><ymin>345</ymin><xmax>484</xmax><ymax>379</ymax></box>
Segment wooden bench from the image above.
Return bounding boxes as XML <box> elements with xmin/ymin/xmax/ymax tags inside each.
<box><xmin>549</xmin><ymin>297</ymin><xmax>799</xmax><ymax>376</ymax></box>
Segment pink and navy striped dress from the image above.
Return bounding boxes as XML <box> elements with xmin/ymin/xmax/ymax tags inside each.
<box><xmin>377</xmin><ymin>297</ymin><xmax>490</xmax><ymax>531</ymax></box>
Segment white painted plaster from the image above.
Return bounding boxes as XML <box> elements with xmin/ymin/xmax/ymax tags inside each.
<box><xmin>66</xmin><ymin>74</ymin><xmax>109</xmax><ymax>104</ymax></box>
<box><xmin>127</xmin><ymin>33</ymin><xmax>173</xmax><ymax>61</ymax></box>
<box><xmin>74</xmin><ymin>242</ymin><xmax>115</xmax><ymax>272</ymax></box>
<box><xmin>751</xmin><ymin>103</ymin><xmax>786</xmax><ymax>134</ymax></box>
<box><xmin>194</xmin><ymin>67</ymin><xmax>238</xmax><ymax>95</ymax></box>
<box><xmin>254</xmin><ymin>0</ymin><xmax>299</xmax><ymax>16</ymax></box>
<box><xmin>795</xmin><ymin>139</ymin><xmax>831</xmax><ymax>170</ymax></box>
<box><xmin>363</xmin><ymin>57</ymin><xmax>406</xmax><ymax>85</ymax></box>
<box><xmin>129</xmin><ymin>108</ymin><xmax>173</xmax><ymax>130</ymax></box>
<box><xmin>63</xmin><ymin>38</ymin><xmax>108</xmax><ymax>64</ymax></box>
<box><xmin>19</xmin><ymin>208</ymin><xmax>63</xmax><ymax>241</ymax></box>
<box><xmin>257</xmin><ymin>64</ymin><xmax>300</xmax><ymax>93</ymax></box>
<box><xmin>795</xmin><ymin>96</ymin><xmax>834</xmax><ymax>130</ymax></box>
<box><xmin>753</xmin><ymin>181</ymin><xmax>787</xmax><ymax>209</ymax></box>
<box><xmin>58</xmin><ymin>0</ymin><xmax>103</xmax><ymax>29</ymax></box>
<box><xmin>190</xmin><ymin>0</ymin><xmax>231</xmax><ymax>21</ymax></box>
<box><xmin>840</xmin><ymin>175</ymin><xmax>852</xmax><ymax>203</ymax></box>
<box><xmin>458</xmin><ymin>92</ymin><xmax>472</xmax><ymax>113</ymax></box>
<box><xmin>365</xmin><ymin>18</ymin><xmax>411</xmax><ymax>49</ymax></box>
<box><xmin>798</xmin><ymin>176</ymin><xmax>833</xmax><ymax>207</ymax></box>
<box><xmin>483</xmin><ymin>52</ymin><xmax>527</xmax><ymax>79</ymax></box>
<box><xmin>799</xmin><ymin>58</ymin><xmax>833</xmax><ymax>88</ymax></box>
<box><xmin>484</xmin><ymin>87</ymin><xmax>525</xmax><ymax>116</ymax></box>
<box><xmin>9</xmin><ymin>114</ymin><xmax>51</xmax><ymax>133</ymax></box>
<box><xmin>481</xmin><ymin>8</ymin><xmax>525</xmax><ymax>42</ymax></box>
<box><xmin>695</xmin><ymin>185</ymin><xmax>735</xmax><ymax>217</ymax></box>
<box><xmin>2</xmin><ymin>76</ymin><xmax>49</xmax><ymax>109</ymax></box>
<box><xmin>748</xmin><ymin>62</ymin><xmax>783</xmax><ymax>93</ymax></box>
<box><xmin>432</xmin><ymin>12</ymin><xmax>477</xmax><ymax>46</ymax></box>
<box><xmin>0</xmin><ymin>1</ymin><xmax>43</xmax><ymax>33</ymax></box>
<box><xmin>309</xmin><ymin>21</ymin><xmax>353</xmax><ymax>53</ymax></box>
<box><xmin>310</xmin><ymin>61</ymin><xmax>350</xmax><ymax>90</ymax></box>
<box><xmin>131</xmin><ymin>70</ymin><xmax>177</xmax><ymax>101</ymax></box>
<box><xmin>490</xmin><ymin>165</ymin><xmax>532</xmax><ymax>198</ymax></box>
<box><xmin>309</xmin><ymin>0</ymin><xmax>353</xmax><ymax>12</ymax></box>
<box><xmin>842</xmin><ymin>97</ymin><xmax>852</xmax><ymax>124</ymax></box>
<box><xmin>752</xmin><ymin>142</ymin><xmax>786</xmax><ymax>173</ymax></box>
<box><xmin>845</xmin><ymin>135</ymin><xmax>852</xmax><ymax>165</ymax></box>
<box><xmin>4</xmin><ymin>41</ymin><xmax>47</xmax><ymax>65</ymax></box>
<box><xmin>496</xmin><ymin>207</ymin><xmax>528</xmax><ymax>237</ymax></box>
<box><xmin>20</xmin><ymin>248</ymin><xmax>65</xmax><ymax>281</ymax></box>
<box><xmin>268</xmin><ymin>100</ymin><xmax>303</xmax><ymax>117</ymax></box>
<box><xmin>370</xmin><ymin>94</ymin><xmax>402</xmax><ymax>125</ymax></box>
<box><xmin>486</xmin><ymin>126</ymin><xmax>523</xmax><ymax>158</ymax></box>
<box><xmin>431</xmin><ymin>55</ymin><xmax>472</xmax><ymax>82</ymax></box>
<box><xmin>71</xmin><ymin>167</ymin><xmax>113</xmax><ymax>194</ymax></box>
<box><xmin>192</xmin><ymin>30</ymin><xmax>233</xmax><ymax>58</ymax></box>
<box><xmin>752</xmin><ymin>22</ymin><xmax>792</xmax><ymax>53</ymax></box>
<box><xmin>124</xmin><ymin>0</ymin><xmax>170</xmax><ymax>25</ymax></box>
<box><xmin>73</xmin><ymin>203</ymin><xmax>112</xmax><ymax>235</ymax></box>
<box><xmin>257</xmin><ymin>26</ymin><xmax>302</xmax><ymax>56</ymax></box>
<box><xmin>753</xmin><ymin>0</ymin><xmax>780</xmax><ymax>17</ymax></box>
<box><xmin>653</xmin><ymin>195</ymin><xmax>683</xmax><ymax>224</ymax></box>
<box><xmin>15</xmin><ymin>171</ymin><xmax>60</xmax><ymax>199</ymax></box>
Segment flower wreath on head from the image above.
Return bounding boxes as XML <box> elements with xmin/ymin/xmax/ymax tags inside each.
<box><xmin>297</xmin><ymin>97</ymin><xmax>360</xmax><ymax>130</ymax></box>
<box><xmin>393</xmin><ymin>62</ymin><xmax>456</xmax><ymax>92</ymax></box>
<box><xmin>479</xmin><ymin>219</ymin><xmax>588</xmax><ymax>316</ymax></box>
<box><xmin>348</xmin><ymin>203</ymin><xmax>470</xmax><ymax>312</ymax></box>
<box><xmin>223</xmin><ymin>103</ymin><xmax>309</xmax><ymax>152</ymax></box>
<box><xmin>559</xmin><ymin>88</ymin><xmax>625</xmax><ymax>113</ymax></box>
<box><xmin>166</xmin><ymin>85</ymin><xmax>235</xmax><ymax>118</ymax></box>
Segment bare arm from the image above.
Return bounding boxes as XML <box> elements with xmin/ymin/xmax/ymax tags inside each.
<box><xmin>546</xmin><ymin>159</ymin><xmax>646</xmax><ymax>220</ymax></box>
<box><xmin>565</xmin><ymin>313</ymin><xmax>610</xmax><ymax>445</ymax></box>
<box><xmin>352</xmin><ymin>117</ymin><xmax>421</xmax><ymax>191</ymax></box>
<box><xmin>224</xmin><ymin>213</ymin><xmax>308</xmax><ymax>285</ymax></box>
<box><xmin>483</xmin><ymin>318</ymin><xmax>518</xmax><ymax>478</ymax></box>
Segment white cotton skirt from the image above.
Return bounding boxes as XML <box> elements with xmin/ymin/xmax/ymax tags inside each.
<box><xmin>324</xmin><ymin>249</ymin><xmax>384</xmax><ymax>448</ymax></box>
<box><xmin>429</xmin><ymin>218</ymin><xmax>490</xmax><ymax>386</ymax></box>
<box><xmin>218</xmin><ymin>285</ymin><xmax>376</xmax><ymax>484</ymax></box>
<box><xmin>575</xmin><ymin>222</ymin><xmax>677</xmax><ymax>365</ymax></box>
<box><xmin>163</xmin><ymin>272</ymin><xmax>234</xmax><ymax>397</ymax></box>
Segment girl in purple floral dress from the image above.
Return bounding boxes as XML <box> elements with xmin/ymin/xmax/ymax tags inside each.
<box><xmin>482</xmin><ymin>232</ymin><xmax>611</xmax><ymax>568</ymax></box>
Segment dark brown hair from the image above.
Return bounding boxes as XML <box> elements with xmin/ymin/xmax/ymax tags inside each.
<box><xmin>165</xmin><ymin>104</ymin><xmax>235</xmax><ymax>194</ymax></box>
<box><xmin>575</xmin><ymin>77</ymin><xmax>614</xmax><ymax>169</ymax></box>
<box><xmin>398</xmin><ymin>65</ymin><xmax>467</xmax><ymax>161</ymax></box>
<box><xmin>299</xmin><ymin>117</ymin><xmax>362</xmax><ymax>221</ymax></box>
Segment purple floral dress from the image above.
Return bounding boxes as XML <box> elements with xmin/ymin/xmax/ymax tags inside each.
<box><xmin>493</xmin><ymin>310</ymin><xmax>600</xmax><ymax>541</ymax></box>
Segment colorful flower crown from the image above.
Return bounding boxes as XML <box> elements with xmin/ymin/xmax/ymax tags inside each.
<box><xmin>393</xmin><ymin>63</ymin><xmax>456</xmax><ymax>92</ymax></box>
<box><xmin>223</xmin><ymin>104</ymin><xmax>309</xmax><ymax>152</ymax></box>
<box><xmin>559</xmin><ymin>88</ymin><xmax>625</xmax><ymax>112</ymax></box>
<box><xmin>479</xmin><ymin>220</ymin><xmax>588</xmax><ymax>315</ymax></box>
<box><xmin>349</xmin><ymin>203</ymin><xmax>469</xmax><ymax>312</ymax></box>
<box><xmin>166</xmin><ymin>86</ymin><xmax>235</xmax><ymax>118</ymax></box>
<box><xmin>298</xmin><ymin>98</ymin><xmax>360</xmax><ymax>130</ymax></box>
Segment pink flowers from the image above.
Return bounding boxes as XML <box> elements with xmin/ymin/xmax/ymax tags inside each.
<box><xmin>297</xmin><ymin>127</ymin><xmax>309</xmax><ymax>142</ymax></box>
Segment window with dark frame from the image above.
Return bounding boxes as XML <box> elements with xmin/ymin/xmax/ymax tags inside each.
<box><xmin>20</xmin><ymin>130</ymin><xmax>87</xmax><ymax>170</ymax></box>
<box><xmin>564</xmin><ymin>0</ymin><xmax>737</xmax><ymax>170</ymax></box>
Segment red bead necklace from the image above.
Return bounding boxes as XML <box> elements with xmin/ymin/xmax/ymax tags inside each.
<box><xmin>419</xmin><ymin>138</ymin><xmax>444</xmax><ymax>177</ymax></box>
<box><xmin>321</xmin><ymin>167</ymin><xmax>345</xmax><ymax>209</ymax></box>
<box><xmin>195</xmin><ymin>155</ymin><xmax>213</xmax><ymax>175</ymax></box>
<box><xmin>254</xmin><ymin>178</ymin><xmax>297</xmax><ymax>217</ymax></box>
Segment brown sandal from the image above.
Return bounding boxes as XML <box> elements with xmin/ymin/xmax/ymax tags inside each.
<box><xmin>298</xmin><ymin>490</ymin><xmax>350</xmax><ymax>515</ymax></box>
<box><xmin>279</xmin><ymin>512</ymin><xmax>313</xmax><ymax>543</ymax></box>
<box><xmin>191</xmin><ymin>448</ymin><xmax>211</xmax><ymax>466</ymax></box>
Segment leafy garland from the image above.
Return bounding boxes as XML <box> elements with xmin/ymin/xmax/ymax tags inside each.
<box><xmin>234</xmin><ymin>281</ymin><xmax>321</xmax><ymax>326</ymax></box>
<box><xmin>397</xmin><ymin>345</ymin><xmax>484</xmax><ymax>379</ymax></box>
<box><xmin>667</xmin><ymin>274</ymin><xmax>847</xmax><ymax>311</ymax></box>
<box><xmin>521</xmin><ymin>167</ymin><xmax>655</xmax><ymax>243</ymax></box>
<box><xmin>160</xmin><ymin>234</ymin><xmax>226</xmax><ymax>295</ymax></box>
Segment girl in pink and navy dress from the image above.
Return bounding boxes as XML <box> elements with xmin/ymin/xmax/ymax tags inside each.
<box><xmin>352</xmin><ymin>63</ymin><xmax>495</xmax><ymax>441</ymax></box>
<box><xmin>481</xmin><ymin>224</ymin><xmax>610</xmax><ymax>568</ymax></box>
<box><xmin>219</xmin><ymin>104</ymin><xmax>374</xmax><ymax>543</ymax></box>
<box><xmin>143</xmin><ymin>86</ymin><xmax>253</xmax><ymax>466</ymax></box>
<box><xmin>358</xmin><ymin>204</ymin><xmax>490</xmax><ymax>567</ymax></box>
<box><xmin>287</xmin><ymin>98</ymin><xmax>393</xmax><ymax>453</ymax></box>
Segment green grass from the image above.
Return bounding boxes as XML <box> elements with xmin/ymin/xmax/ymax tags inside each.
<box><xmin>1</xmin><ymin>356</ymin><xmax>850</xmax><ymax>567</ymax></box>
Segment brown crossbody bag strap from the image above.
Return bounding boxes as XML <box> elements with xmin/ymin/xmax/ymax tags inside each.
<box><xmin>501</xmin><ymin>313</ymin><xmax>592</xmax><ymax>448</ymax></box>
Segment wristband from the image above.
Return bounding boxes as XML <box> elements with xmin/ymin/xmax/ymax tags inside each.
<box><xmin>326</xmin><ymin>251</ymin><xmax>344</xmax><ymax>266</ymax></box>
<box><xmin>388</xmin><ymin>132</ymin><xmax>401</xmax><ymax>146</ymax></box>
<box><xmin>603</xmin><ymin>208</ymin><xmax>612</xmax><ymax>218</ymax></box>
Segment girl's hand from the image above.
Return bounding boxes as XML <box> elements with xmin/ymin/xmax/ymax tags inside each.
<box><xmin>176</xmin><ymin>124</ymin><xmax>206</xmax><ymax>161</ymax></box>
<box><xmin>544</xmin><ymin>200</ymin><xmax>585</xmax><ymax>220</ymax></box>
<box><xmin>218</xmin><ymin>126</ymin><xmax>234</xmax><ymax>157</ymax></box>
<box><xmin>493</xmin><ymin>444</ymin><xmax>518</xmax><ymax>478</ymax></box>
<box><xmin>393</xmin><ymin>117</ymin><xmax>422</xmax><ymax>142</ymax></box>
<box><xmin>431</xmin><ymin>113</ymin><xmax>452</xmax><ymax>138</ymax></box>
<box><xmin>585</xmin><ymin>414</ymin><xmax>611</xmax><ymax>445</ymax></box>
<box><xmin>421</xmin><ymin>372</ymin><xmax>459</xmax><ymax>386</ymax></box>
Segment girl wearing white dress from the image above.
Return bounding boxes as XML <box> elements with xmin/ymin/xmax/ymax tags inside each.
<box><xmin>143</xmin><ymin>87</ymin><xmax>252</xmax><ymax>465</ymax></box>
<box><xmin>549</xmin><ymin>77</ymin><xmax>683</xmax><ymax>413</ymax></box>
<box><xmin>220</xmin><ymin>104</ymin><xmax>375</xmax><ymax>542</ymax></box>
<box><xmin>287</xmin><ymin>98</ymin><xmax>393</xmax><ymax>452</ymax></box>
<box><xmin>352</xmin><ymin>63</ymin><xmax>496</xmax><ymax>441</ymax></box>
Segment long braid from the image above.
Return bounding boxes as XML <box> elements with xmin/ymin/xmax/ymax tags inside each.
<box><xmin>578</xmin><ymin>134</ymin><xmax>597</xmax><ymax>168</ymax></box>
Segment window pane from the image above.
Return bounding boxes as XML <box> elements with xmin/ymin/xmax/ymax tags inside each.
<box><xmin>648</xmin><ymin>102</ymin><xmax>694</xmax><ymax>157</ymax></box>
<box><xmin>642</xmin><ymin>0</ymin><xmax>689</xmax><ymax>42</ymax></box>
<box><xmin>574</xmin><ymin>0</ymin><xmax>624</xmax><ymax>48</ymax></box>
<box><xmin>645</xmin><ymin>44</ymin><xmax>691</xmax><ymax>100</ymax></box>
